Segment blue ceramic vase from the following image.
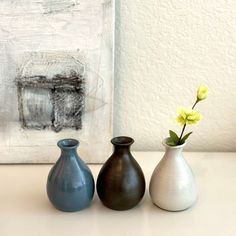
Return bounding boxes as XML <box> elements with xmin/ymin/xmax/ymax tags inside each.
<box><xmin>47</xmin><ymin>139</ymin><xmax>94</xmax><ymax>212</ymax></box>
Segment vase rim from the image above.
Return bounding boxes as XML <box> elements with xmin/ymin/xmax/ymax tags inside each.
<box><xmin>162</xmin><ymin>137</ymin><xmax>187</xmax><ymax>149</ymax></box>
<box><xmin>57</xmin><ymin>138</ymin><xmax>79</xmax><ymax>150</ymax></box>
<box><xmin>111</xmin><ymin>136</ymin><xmax>134</xmax><ymax>146</ymax></box>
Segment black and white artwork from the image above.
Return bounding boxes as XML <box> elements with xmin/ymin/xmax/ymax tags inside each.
<box><xmin>0</xmin><ymin>0</ymin><xmax>114</xmax><ymax>163</ymax></box>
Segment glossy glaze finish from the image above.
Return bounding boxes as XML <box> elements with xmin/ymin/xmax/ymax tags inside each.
<box><xmin>47</xmin><ymin>139</ymin><xmax>94</xmax><ymax>212</ymax></box>
<box><xmin>149</xmin><ymin>139</ymin><xmax>198</xmax><ymax>211</ymax></box>
<box><xmin>96</xmin><ymin>136</ymin><xmax>145</xmax><ymax>211</ymax></box>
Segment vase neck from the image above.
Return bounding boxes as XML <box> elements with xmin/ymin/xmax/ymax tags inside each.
<box><xmin>60</xmin><ymin>148</ymin><xmax>78</xmax><ymax>158</ymax></box>
<box><xmin>164</xmin><ymin>146</ymin><xmax>184</xmax><ymax>158</ymax></box>
<box><xmin>162</xmin><ymin>138</ymin><xmax>186</xmax><ymax>158</ymax></box>
<box><xmin>111</xmin><ymin>136</ymin><xmax>134</xmax><ymax>156</ymax></box>
<box><xmin>113</xmin><ymin>145</ymin><xmax>131</xmax><ymax>155</ymax></box>
<box><xmin>57</xmin><ymin>139</ymin><xmax>79</xmax><ymax>159</ymax></box>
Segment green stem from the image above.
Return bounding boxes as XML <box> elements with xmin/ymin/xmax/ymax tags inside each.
<box><xmin>178</xmin><ymin>124</ymin><xmax>186</xmax><ymax>145</ymax></box>
<box><xmin>177</xmin><ymin>99</ymin><xmax>199</xmax><ymax>144</ymax></box>
<box><xmin>192</xmin><ymin>99</ymin><xmax>199</xmax><ymax>109</ymax></box>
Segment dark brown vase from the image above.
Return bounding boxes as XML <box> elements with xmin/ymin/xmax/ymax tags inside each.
<box><xmin>96</xmin><ymin>136</ymin><xmax>146</xmax><ymax>210</ymax></box>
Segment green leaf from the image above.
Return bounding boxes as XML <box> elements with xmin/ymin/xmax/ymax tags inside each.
<box><xmin>166</xmin><ymin>139</ymin><xmax>176</xmax><ymax>146</ymax></box>
<box><xmin>169</xmin><ymin>130</ymin><xmax>179</xmax><ymax>144</ymax></box>
<box><xmin>180</xmin><ymin>132</ymin><xmax>193</xmax><ymax>144</ymax></box>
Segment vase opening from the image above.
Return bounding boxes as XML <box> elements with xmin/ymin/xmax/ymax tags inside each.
<box><xmin>162</xmin><ymin>138</ymin><xmax>187</xmax><ymax>149</ymax></box>
<box><xmin>57</xmin><ymin>138</ymin><xmax>79</xmax><ymax>150</ymax></box>
<box><xmin>111</xmin><ymin>136</ymin><xmax>134</xmax><ymax>146</ymax></box>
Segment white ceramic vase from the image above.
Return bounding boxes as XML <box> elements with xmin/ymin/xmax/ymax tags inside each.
<box><xmin>149</xmin><ymin>138</ymin><xmax>198</xmax><ymax>211</ymax></box>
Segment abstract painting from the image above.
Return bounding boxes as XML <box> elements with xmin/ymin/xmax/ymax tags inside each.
<box><xmin>0</xmin><ymin>0</ymin><xmax>114</xmax><ymax>163</ymax></box>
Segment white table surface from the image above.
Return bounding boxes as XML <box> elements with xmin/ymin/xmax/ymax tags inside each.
<box><xmin>0</xmin><ymin>152</ymin><xmax>236</xmax><ymax>236</ymax></box>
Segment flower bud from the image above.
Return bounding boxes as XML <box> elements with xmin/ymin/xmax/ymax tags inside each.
<box><xmin>197</xmin><ymin>85</ymin><xmax>208</xmax><ymax>101</ymax></box>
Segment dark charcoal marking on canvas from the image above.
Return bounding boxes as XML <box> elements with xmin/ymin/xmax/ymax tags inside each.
<box><xmin>16</xmin><ymin>70</ymin><xmax>85</xmax><ymax>132</ymax></box>
<box><xmin>17</xmin><ymin>84</ymin><xmax>26</xmax><ymax>128</ymax></box>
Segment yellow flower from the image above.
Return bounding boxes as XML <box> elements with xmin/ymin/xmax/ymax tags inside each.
<box><xmin>197</xmin><ymin>85</ymin><xmax>208</xmax><ymax>101</ymax></box>
<box><xmin>176</xmin><ymin>107</ymin><xmax>202</xmax><ymax>126</ymax></box>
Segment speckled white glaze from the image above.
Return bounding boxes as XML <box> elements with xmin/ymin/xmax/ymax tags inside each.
<box><xmin>149</xmin><ymin>139</ymin><xmax>198</xmax><ymax>211</ymax></box>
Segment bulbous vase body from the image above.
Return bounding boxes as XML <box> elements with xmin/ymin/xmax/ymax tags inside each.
<box><xmin>96</xmin><ymin>137</ymin><xmax>146</xmax><ymax>211</ymax></box>
<box><xmin>47</xmin><ymin>139</ymin><xmax>95</xmax><ymax>212</ymax></box>
<box><xmin>149</xmin><ymin>139</ymin><xmax>198</xmax><ymax>211</ymax></box>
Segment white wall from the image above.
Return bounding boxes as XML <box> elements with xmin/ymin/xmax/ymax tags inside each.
<box><xmin>114</xmin><ymin>0</ymin><xmax>236</xmax><ymax>151</ymax></box>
